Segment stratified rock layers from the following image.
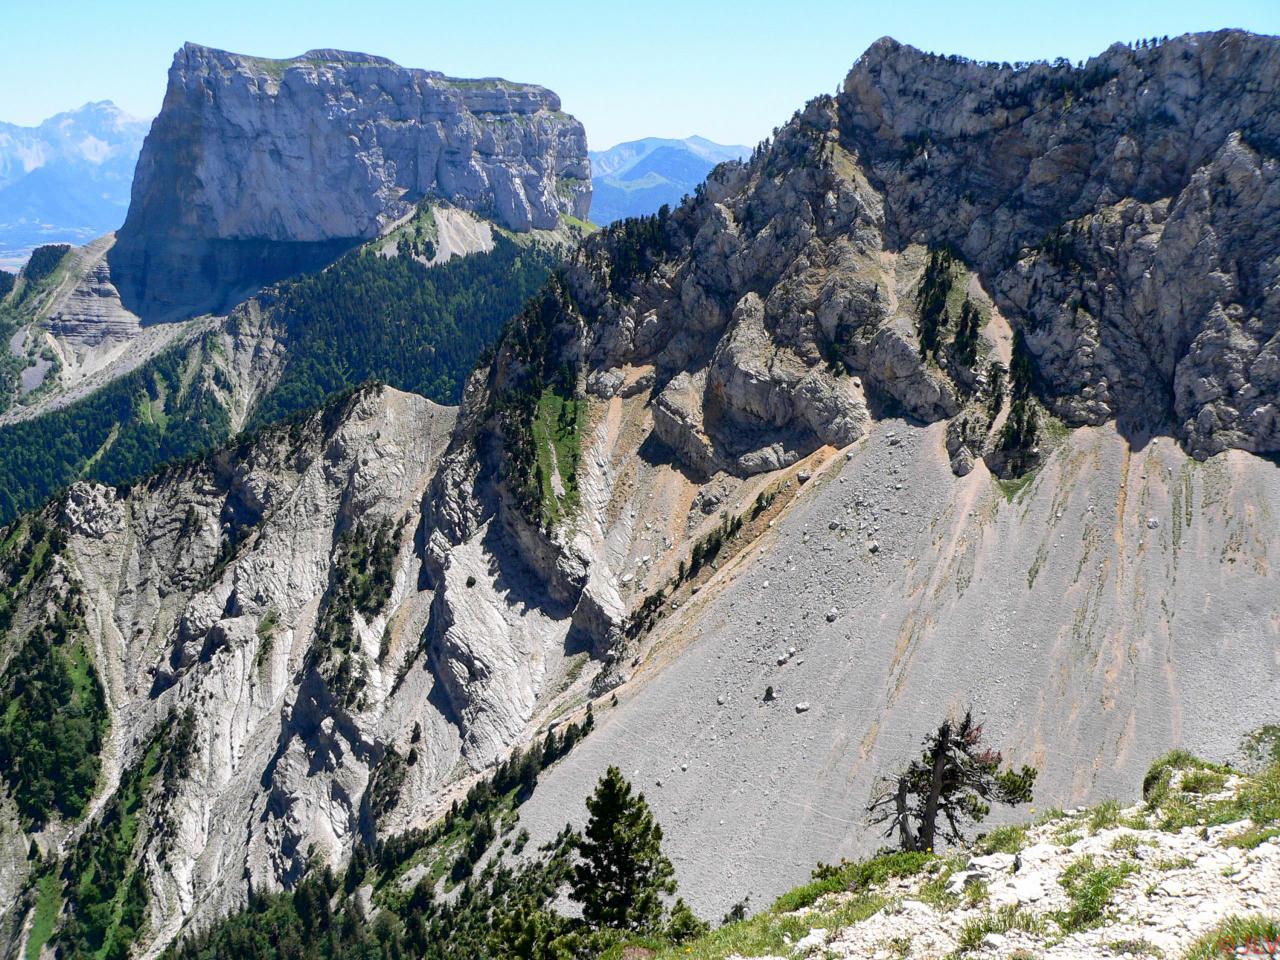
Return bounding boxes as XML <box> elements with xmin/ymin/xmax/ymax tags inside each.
<box><xmin>111</xmin><ymin>45</ymin><xmax>590</xmax><ymax>321</ymax></box>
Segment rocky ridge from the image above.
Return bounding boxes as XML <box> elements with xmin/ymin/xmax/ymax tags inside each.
<box><xmin>420</xmin><ymin>31</ymin><xmax>1280</xmax><ymax>720</ymax></box>
<box><xmin>423</xmin><ymin>26</ymin><xmax>1280</xmax><ymax>914</ymax></box>
<box><xmin>716</xmin><ymin>764</ymin><xmax>1280</xmax><ymax>960</ymax></box>
<box><xmin>0</xmin><ymin>386</ymin><xmax>478</xmax><ymax>951</ymax></box>
<box><xmin>841</xmin><ymin>31</ymin><xmax>1280</xmax><ymax>460</ymax></box>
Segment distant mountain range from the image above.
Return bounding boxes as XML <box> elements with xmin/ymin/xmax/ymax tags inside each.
<box><xmin>588</xmin><ymin>135</ymin><xmax>748</xmax><ymax>224</ymax></box>
<box><xmin>0</xmin><ymin>113</ymin><xmax>730</xmax><ymax>263</ymax></box>
<box><xmin>0</xmin><ymin>101</ymin><xmax>148</xmax><ymax>268</ymax></box>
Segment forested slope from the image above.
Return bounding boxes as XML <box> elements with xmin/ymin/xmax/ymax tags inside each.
<box><xmin>0</xmin><ymin>235</ymin><xmax>559</xmax><ymax>524</ymax></box>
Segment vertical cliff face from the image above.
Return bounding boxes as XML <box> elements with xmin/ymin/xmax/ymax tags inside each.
<box><xmin>110</xmin><ymin>44</ymin><xmax>591</xmax><ymax>322</ymax></box>
<box><xmin>838</xmin><ymin>30</ymin><xmax>1280</xmax><ymax>458</ymax></box>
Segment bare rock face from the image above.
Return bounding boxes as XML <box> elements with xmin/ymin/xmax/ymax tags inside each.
<box><xmin>839</xmin><ymin>30</ymin><xmax>1280</xmax><ymax>459</ymax></box>
<box><xmin>110</xmin><ymin>44</ymin><xmax>590</xmax><ymax>322</ymax></box>
<box><xmin>459</xmin><ymin>30</ymin><xmax>1279</xmax><ymax>502</ymax></box>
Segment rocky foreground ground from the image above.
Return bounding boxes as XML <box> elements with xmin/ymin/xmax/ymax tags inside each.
<box><xmin>640</xmin><ymin>753</ymin><xmax>1280</xmax><ymax>960</ymax></box>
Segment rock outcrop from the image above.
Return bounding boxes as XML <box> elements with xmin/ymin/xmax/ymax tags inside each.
<box><xmin>110</xmin><ymin>44</ymin><xmax>591</xmax><ymax>321</ymax></box>
<box><xmin>840</xmin><ymin>30</ymin><xmax>1280</xmax><ymax>459</ymax></box>
<box><xmin>679</xmin><ymin>768</ymin><xmax>1280</xmax><ymax>960</ymax></box>
<box><xmin>442</xmin><ymin>27</ymin><xmax>1280</xmax><ymax>915</ymax></box>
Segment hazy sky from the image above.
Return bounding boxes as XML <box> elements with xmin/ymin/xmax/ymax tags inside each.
<box><xmin>5</xmin><ymin>0</ymin><xmax>1280</xmax><ymax>150</ymax></box>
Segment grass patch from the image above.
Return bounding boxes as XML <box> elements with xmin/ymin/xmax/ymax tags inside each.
<box><xmin>995</xmin><ymin>470</ymin><xmax>1037</xmax><ymax>503</ymax></box>
<box><xmin>1180</xmin><ymin>769</ymin><xmax>1227</xmax><ymax>795</ymax></box>
<box><xmin>1054</xmin><ymin>830</ymin><xmax>1083</xmax><ymax>847</ymax></box>
<box><xmin>975</xmin><ymin>823</ymin><xmax>1029</xmax><ymax>855</ymax></box>
<box><xmin>25</xmin><ymin>869</ymin><xmax>61</xmax><ymax>960</ymax></box>
<box><xmin>1055</xmin><ymin>855</ymin><xmax>1136</xmax><ymax>932</ymax></box>
<box><xmin>1142</xmin><ymin>751</ymin><xmax>1229</xmax><ymax>804</ymax></box>
<box><xmin>772</xmin><ymin>851</ymin><xmax>933</xmax><ymax>913</ymax></box>
<box><xmin>919</xmin><ymin>870</ymin><xmax>961</xmax><ymax>913</ymax></box>
<box><xmin>955</xmin><ymin>905</ymin><xmax>1046</xmax><ymax>954</ymax></box>
<box><xmin>1222</xmin><ymin>825</ymin><xmax>1280</xmax><ymax>849</ymax></box>
<box><xmin>1184</xmin><ymin>916</ymin><xmax>1280</xmax><ymax>960</ymax></box>
<box><xmin>963</xmin><ymin>880</ymin><xmax>989</xmax><ymax>907</ymax></box>
<box><xmin>1107</xmin><ymin>834</ymin><xmax>1153</xmax><ymax>857</ymax></box>
<box><xmin>1105</xmin><ymin>938</ymin><xmax>1162</xmax><ymax>956</ymax></box>
<box><xmin>1089</xmin><ymin>799</ymin><xmax>1122</xmax><ymax>832</ymax></box>
<box><xmin>1142</xmin><ymin>752</ymin><xmax>1279</xmax><ymax>836</ymax></box>
<box><xmin>650</xmin><ymin>894</ymin><xmax>886</xmax><ymax>960</ymax></box>
<box><xmin>530</xmin><ymin>385</ymin><xmax>583</xmax><ymax>526</ymax></box>
<box><xmin>255</xmin><ymin>609</ymin><xmax>278</xmax><ymax>669</ymax></box>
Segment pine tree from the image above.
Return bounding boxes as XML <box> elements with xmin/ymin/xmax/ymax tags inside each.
<box><xmin>570</xmin><ymin>766</ymin><xmax>676</xmax><ymax>932</ymax></box>
<box><xmin>868</xmin><ymin>710</ymin><xmax>1037</xmax><ymax>852</ymax></box>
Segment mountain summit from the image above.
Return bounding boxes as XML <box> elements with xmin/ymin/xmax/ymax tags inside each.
<box><xmin>109</xmin><ymin>43</ymin><xmax>592</xmax><ymax>322</ymax></box>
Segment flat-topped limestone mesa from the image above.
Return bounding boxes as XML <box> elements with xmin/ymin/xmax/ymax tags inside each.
<box><xmin>110</xmin><ymin>43</ymin><xmax>591</xmax><ymax>321</ymax></box>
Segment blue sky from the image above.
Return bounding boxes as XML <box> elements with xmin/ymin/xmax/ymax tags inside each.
<box><xmin>5</xmin><ymin>0</ymin><xmax>1279</xmax><ymax>149</ymax></box>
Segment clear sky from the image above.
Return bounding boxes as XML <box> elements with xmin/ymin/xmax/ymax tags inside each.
<box><xmin>4</xmin><ymin>0</ymin><xmax>1279</xmax><ymax>150</ymax></box>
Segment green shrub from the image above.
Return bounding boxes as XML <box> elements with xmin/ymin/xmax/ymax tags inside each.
<box><xmin>1184</xmin><ymin>915</ymin><xmax>1280</xmax><ymax>960</ymax></box>
<box><xmin>1055</xmin><ymin>855</ymin><xmax>1136</xmax><ymax>931</ymax></box>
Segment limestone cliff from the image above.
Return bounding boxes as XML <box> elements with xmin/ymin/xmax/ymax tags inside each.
<box><xmin>110</xmin><ymin>44</ymin><xmax>591</xmax><ymax>322</ymax></box>
<box><xmin>840</xmin><ymin>30</ymin><xmax>1280</xmax><ymax>460</ymax></box>
<box><xmin>430</xmin><ymin>26</ymin><xmax>1280</xmax><ymax>912</ymax></box>
<box><xmin>463</xmin><ymin>28</ymin><xmax>1279</xmax><ymax>497</ymax></box>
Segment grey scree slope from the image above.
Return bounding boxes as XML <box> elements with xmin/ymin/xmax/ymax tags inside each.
<box><xmin>517</xmin><ymin>418</ymin><xmax>1280</xmax><ymax>917</ymax></box>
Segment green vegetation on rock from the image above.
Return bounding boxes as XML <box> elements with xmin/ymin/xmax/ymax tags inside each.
<box><xmin>0</xmin><ymin>230</ymin><xmax>559</xmax><ymax>526</ymax></box>
<box><xmin>0</xmin><ymin>335</ymin><xmax>233</xmax><ymax>524</ymax></box>
<box><xmin>0</xmin><ymin>519</ymin><xmax>107</xmax><ymax>828</ymax></box>
<box><xmin>1055</xmin><ymin>855</ymin><xmax>1137</xmax><ymax>931</ymax></box>
<box><xmin>56</xmin><ymin>709</ymin><xmax>197</xmax><ymax>960</ymax></box>
<box><xmin>249</xmin><ymin>235</ymin><xmax>558</xmax><ymax>430</ymax></box>
<box><xmin>162</xmin><ymin>712</ymin><xmax>622</xmax><ymax>960</ymax></box>
<box><xmin>19</xmin><ymin>245</ymin><xmax>72</xmax><ymax>288</ymax></box>
<box><xmin>996</xmin><ymin>330</ymin><xmax>1041</xmax><ymax>476</ymax></box>
<box><xmin>312</xmin><ymin>518</ymin><xmax>402</xmax><ymax>708</ymax></box>
<box><xmin>491</xmin><ymin>275</ymin><xmax>585</xmax><ymax>530</ymax></box>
